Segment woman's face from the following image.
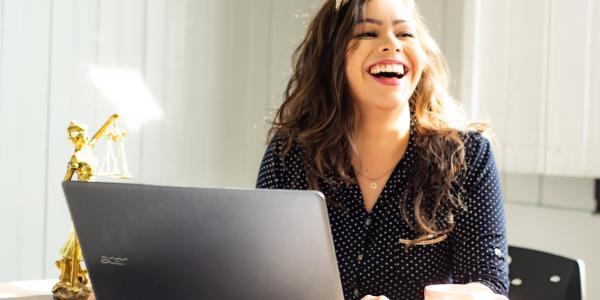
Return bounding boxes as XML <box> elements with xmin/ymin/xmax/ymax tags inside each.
<box><xmin>345</xmin><ymin>0</ymin><xmax>425</xmax><ymax>113</ymax></box>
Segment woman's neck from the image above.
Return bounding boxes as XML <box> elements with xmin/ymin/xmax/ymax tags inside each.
<box><xmin>354</xmin><ymin>105</ymin><xmax>411</xmax><ymax>151</ymax></box>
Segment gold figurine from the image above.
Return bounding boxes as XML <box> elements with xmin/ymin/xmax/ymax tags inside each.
<box><xmin>53</xmin><ymin>113</ymin><xmax>130</xmax><ymax>300</ymax></box>
<box><xmin>52</xmin><ymin>229</ymin><xmax>90</xmax><ymax>300</ymax></box>
<box><xmin>63</xmin><ymin>114</ymin><xmax>119</xmax><ymax>181</ymax></box>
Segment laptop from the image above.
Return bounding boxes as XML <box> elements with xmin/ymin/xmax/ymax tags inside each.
<box><xmin>62</xmin><ymin>181</ymin><xmax>344</xmax><ymax>300</ymax></box>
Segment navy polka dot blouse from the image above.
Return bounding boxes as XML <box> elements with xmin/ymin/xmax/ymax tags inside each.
<box><xmin>256</xmin><ymin>131</ymin><xmax>509</xmax><ymax>300</ymax></box>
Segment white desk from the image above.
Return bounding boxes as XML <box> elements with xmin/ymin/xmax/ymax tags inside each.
<box><xmin>0</xmin><ymin>280</ymin><xmax>54</xmax><ymax>299</ymax></box>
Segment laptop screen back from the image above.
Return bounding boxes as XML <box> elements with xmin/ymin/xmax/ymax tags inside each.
<box><xmin>62</xmin><ymin>181</ymin><xmax>344</xmax><ymax>300</ymax></box>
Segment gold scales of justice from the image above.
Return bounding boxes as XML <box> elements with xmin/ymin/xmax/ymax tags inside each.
<box><xmin>52</xmin><ymin>113</ymin><xmax>132</xmax><ymax>300</ymax></box>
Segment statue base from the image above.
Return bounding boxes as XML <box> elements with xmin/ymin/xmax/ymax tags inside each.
<box><xmin>51</xmin><ymin>282</ymin><xmax>91</xmax><ymax>300</ymax></box>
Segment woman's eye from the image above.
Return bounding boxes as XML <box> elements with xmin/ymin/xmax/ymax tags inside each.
<box><xmin>398</xmin><ymin>32</ymin><xmax>415</xmax><ymax>38</ymax></box>
<box><xmin>355</xmin><ymin>31</ymin><xmax>377</xmax><ymax>38</ymax></box>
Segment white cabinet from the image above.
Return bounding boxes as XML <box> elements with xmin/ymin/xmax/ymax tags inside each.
<box><xmin>585</xmin><ymin>0</ymin><xmax>600</xmax><ymax>177</ymax></box>
<box><xmin>467</xmin><ymin>0</ymin><xmax>600</xmax><ymax>177</ymax></box>
<box><xmin>545</xmin><ymin>0</ymin><xmax>595</xmax><ymax>177</ymax></box>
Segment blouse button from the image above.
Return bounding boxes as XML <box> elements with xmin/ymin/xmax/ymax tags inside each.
<box><xmin>357</xmin><ymin>254</ymin><xmax>363</xmax><ymax>262</ymax></box>
<box><xmin>494</xmin><ymin>248</ymin><xmax>502</xmax><ymax>257</ymax></box>
<box><xmin>364</xmin><ymin>217</ymin><xmax>372</xmax><ymax>226</ymax></box>
<box><xmin>353</xmin><ymin>288</ymin><xmax>360</xmax><ymax>298</ymax></box>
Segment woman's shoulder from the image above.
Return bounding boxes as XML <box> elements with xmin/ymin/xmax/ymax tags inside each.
<box><xmin>258</xmin><ymin>133</ymin><xmax>308</xmax><ymax>189</ymax></box>
<box><xmin>459</xmin><ymin>129</ymin><xmax>493</xmax><ymax>157</ymax></box>
<box><xmin>264</xmin><ymin>133</ymin><xmax>307</xmax><ymax>170</ymax></box>
<box><xmin>459</xmin><ymin>129</ymin><xmax>491</xmax><ymax>150</ymax></box>
<box><xmin>266</xmin><ymin>134</ymin><xmax>303</xmax><ymax>157</ymax></box>
<box><xmin>456</xmin><ymin>129</ymin><xmax>497</xmax><ymax>180</ymax></box>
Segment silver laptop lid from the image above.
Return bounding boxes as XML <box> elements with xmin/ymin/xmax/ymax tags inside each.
<box><xmin>62</xmin><ymin>181</ymin><xmax>344</xmax><ymax>300</ymax></box>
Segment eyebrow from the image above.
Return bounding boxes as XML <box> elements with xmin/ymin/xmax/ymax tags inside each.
<box><xmin>356</xmin><ymin>18</ymin><xmax>408</xmax><ymax>25</ymax></box>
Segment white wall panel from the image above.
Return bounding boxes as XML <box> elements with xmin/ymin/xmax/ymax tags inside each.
<box><xmin>139</xmin><ymin>0</ymin><xmax>168</xmax><ymax>186</ymax></box>
<box><xmin>163</xmin><ymin>0</ymin><xmax>193</xmax><ymax>186</ymax></box>
<box><xmin>585</xmin><ymin>1</ymin><xmax>600</xmax><ymax>177</ymax></box>
<box><xmin>470</xmin><ymin>0</ymin><xmax>599</xmax><ymax>177</ymax></box>
<box><xmin>415</xmin><ymin>0</ymin><xmax>445</xmax><ymax>50</ymax></box>
<box><xmin>248</xmin><ymin>0</ymin><xmax>315</xmax><ymax>187</ymax></box>
<box><xmin>503</xmin><ymin>0</ymin><xmax>548</xmax><ymax>174</ymax></box>
<box><xmin>545</xmin><ymin>0</ymin><xmax>593</xmax><ymax>176</ymax></box>
<box><xmin>158</xmin><ymin>0</ymin><xmax>318</xmax><ymax>189</ymax></box>
<box><xmin>440</xmin><ymin>1</ymin><xmax>464</xmax><ymax>99</ymax></box>
<box><xmin>140</xmin><ymin>0</ymin><xmax>191</xmax><ymax>187</ymax></box>
<box><xmin>456</xmin><ymin>0</ymin><xmax>479</xmax><ymax>113</ymax></box>
<box><xmin>416</xmin><ymin>0</ymin><xmax>464</xmax><ymax>99</ymax></box>
<box><xmin>94</xmin><ymin>0</ymin><xmax>145</xmax><ymax>182</ymax></box>
<box><xmin>0</xmin><ymin>0</ymin><xmax>51</xmax><ymax>281</ymax></box>
<box><xmin>238</xmin><ymin>0</ymin><xmax>275</xmax><ymax>187</ymax></box>
<box><xmin>44</xmin><ymin>0</ymin><xmax>100</xmax><ymax>279</ymax></box>
<box><xmin>268</xmin><ymin>0</ymin><xmax>313</xmax><ymax>113</ymax></box>
<box><xmin>201</xmin><ymin>0</ymin><xmax>254</xmax><ymax>188</ymax></box>
<box><xmin>473</xmin><ymin>0</ymin><xmax>510</xmax><ymax>170</ymax></box>
<box><xmin>0</xmin><ymin>0</ymin><xmax>18</xmax><ymax>278</ymax></box>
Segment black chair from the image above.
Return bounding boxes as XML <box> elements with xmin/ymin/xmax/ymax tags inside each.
<box><xmin>508</xmin><ymin>245</ymin><xmax>586</xmax><ymax>300</ymax></box>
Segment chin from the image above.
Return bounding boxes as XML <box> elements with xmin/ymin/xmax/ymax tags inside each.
<box><xmin>384</xmin><ymin>93</ymin><xmax>412</xmax><ymax>106</ymax></box>
<box><xmin>372</xmin><ymin>98</ymin><xmax>409</xmax><ymax>111</ymax></box>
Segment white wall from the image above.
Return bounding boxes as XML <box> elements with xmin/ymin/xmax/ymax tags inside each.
<box><xmin>0</xmin><ymin>0</ymin><xmax>50</xmax><ymax>281</ymax></box>
<box><xmin>0</xmin><ymin>0</ymin><xmax>316</xmax><ymax>283</ymax></box>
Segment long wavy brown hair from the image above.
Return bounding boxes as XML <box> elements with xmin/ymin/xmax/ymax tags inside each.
<box><xmin>268</xmin><ymin>0</ymin><xmax>488</xmax><ymax>244</ymax></box>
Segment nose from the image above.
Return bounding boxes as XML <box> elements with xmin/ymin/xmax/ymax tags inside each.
<box><xmin>379</xmin><ymin>34</ymin><xmax>403</xmax><ymax>53</ymax></box>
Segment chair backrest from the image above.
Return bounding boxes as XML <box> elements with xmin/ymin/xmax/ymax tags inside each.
<box><xmin>508</xmin><ymin>245</ymin><xmax>586</xmax><ymax>300</ymax></box>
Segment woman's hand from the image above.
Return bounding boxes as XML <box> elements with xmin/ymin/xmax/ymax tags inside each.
<box><xmin>361</xmin><ymin>296</ymin><xmax>390</xmax><ymax>300</ymax></box>
<box><xmin>465</xmin><ymin>282</ymin><xmax>494</xmax><ymax>293</ymax></box>
<box><xmin>87</xmin><ymin>293</ymin><xmax>96</xmax><ymax>300</ymax></box>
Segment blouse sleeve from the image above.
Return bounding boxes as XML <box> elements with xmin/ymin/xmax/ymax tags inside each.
<box><xmin>256</xmin><ymin>136</ymin><xmax>286</xmax><ymax>189</ymax></box>
<box><xmin>450</xmin><ymin>132</ymin><xmax>510</xmax><ymax>295</ymax></box>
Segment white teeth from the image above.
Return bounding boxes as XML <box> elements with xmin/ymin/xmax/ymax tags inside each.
<box><xmin>369</xmin><ymin>64</ymin><xmax>407</xmax><ymax>75</ymax></box>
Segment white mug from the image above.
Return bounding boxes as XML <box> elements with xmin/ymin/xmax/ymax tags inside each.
<box><xmin>424</xmin><ymin>284</ymin><xmax>509</xmax><ymax>300</ymax></box>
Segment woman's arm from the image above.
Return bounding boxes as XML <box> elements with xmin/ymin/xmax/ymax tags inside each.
<box><xmin>256</xmin><ymin>136</ymin><xmax>286</xmax><ymax>189</ymax></box>
<box><xmin>450</xmin><ymin>132</ymin><xmax>510</xmax><ymax>295</ymax></box>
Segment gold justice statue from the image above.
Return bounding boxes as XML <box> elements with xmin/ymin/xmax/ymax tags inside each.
<box><xmin>53</xmin><ymin>113</ymin><xmax>130</xmax><ymax>300</ymax></box>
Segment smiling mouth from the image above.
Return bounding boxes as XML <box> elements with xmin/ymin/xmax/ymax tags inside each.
<box><xmin>371</xmin><ymin>72</ymin><xmax>406</xmax><ymax>79</ymax></box>
<box><xmin>368</xmin><ymin>64</ymin><xmax>408</xmax><ymax>80</ymax></box>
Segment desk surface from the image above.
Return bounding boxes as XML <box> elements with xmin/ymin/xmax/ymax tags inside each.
<box><xmin>2</xmin><ymin>297</ymin><xmax>51</xmax><ymax>300</ymax></box>
<box><xmin>0</xmin><ymin>280</ymin><xmax>54</xmax><ymax>299</ymax></box>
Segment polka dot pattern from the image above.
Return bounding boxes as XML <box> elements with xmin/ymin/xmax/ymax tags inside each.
<box><xmin>256</xmin><ymin>131</ymin><xmax>509</xmax><ymax>299</ymax></box>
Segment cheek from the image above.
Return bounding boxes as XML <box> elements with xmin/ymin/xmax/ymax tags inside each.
<box><xmin>346</xmin><ymin>46</ymin><xmax>370</xmax><ymax>79</ymax></box>
<box><xmin>406</xmin><ymin>47</ymin><xmax>426</xmax><ymax>80</ymax></box>
<box><xmin>414</xmin><ymin>45</ymin><xmax>427</xmax><ymax>71</ymax></box>
<box><xmin>345</xmin><ymin>53</ymin><xmax>362</xmax><ymax>87</ymax></box>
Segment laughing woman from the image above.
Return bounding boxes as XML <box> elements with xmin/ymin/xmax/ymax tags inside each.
<box><xmin>256</xmin><ymin>0</ymin><xmax>509</xmax><ymax>299</ymax></box>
